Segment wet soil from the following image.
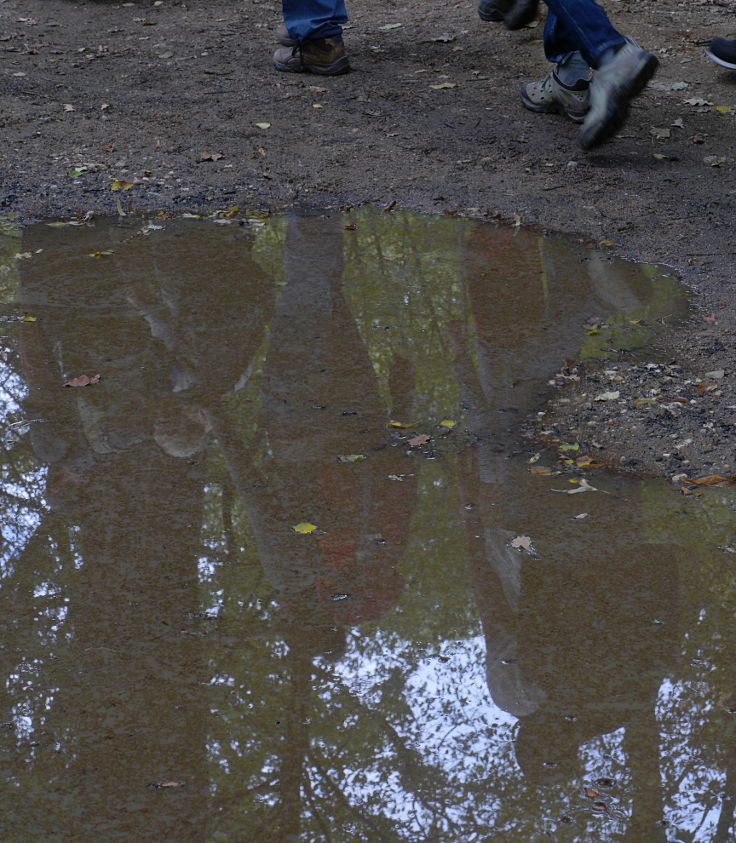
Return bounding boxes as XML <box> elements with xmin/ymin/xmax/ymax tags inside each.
<box><xmin>0</xmin><ymin>0</ymin><xmax>734</xmax><ymax>479</ymax></box>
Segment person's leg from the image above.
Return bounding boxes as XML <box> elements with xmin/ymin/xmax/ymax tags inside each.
<box><xmin>524</xmin><ymin>0</ymin><xmax>657</xmax><ymax>148</ymax></box>
<box><xmin>282</xmin><ymin>0</ymin><xmax>348</xmax><ymax>43</ymax></box>
<box><xmin>520</xmin><ymin>10</ymin><xmax>591</xmax><ymax>122</ymax></box>
<box><xmin>274</xmin><ymin>0</ymin><xmax>350</xmax><ymax>75</ymax></box>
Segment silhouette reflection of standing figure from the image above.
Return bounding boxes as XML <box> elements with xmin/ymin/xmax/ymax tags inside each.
<box><xmin>454</xmin><ymin>224</ymin><xmax>680</xmax><ymax>840</ymax></box>
<box><xmin>213</xmin><ymin>212</ymin><xmax>419</xmax><ymax>841</ymax></box>
<box><xmin>10</xmin><ymin>220</ymin><xmax>274</xmax><ymax>841</ymax></box>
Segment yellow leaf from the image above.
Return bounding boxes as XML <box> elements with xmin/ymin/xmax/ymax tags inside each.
<box><xmin>559</xmin><ymin>443</ymin><xmax>580</xmax><ymax>452</ymax></box>
<box><xmin>22</xmin><ymin>315</ymin><xmax>37</xmax><ymax>322</ymax></box>
<box><xmin>111</xmin><ymin>180</ymin><xmax>133</xmax><ymax>191</ymax></box>
<box><xmin>337</xmin><ymin>454</ymin><xmax>365</xmax><ymax>463</ymax></box>
<box><xmin>388</xmin><ymin>420</ymin><xmax>415</xmax><ymax>429</ymax></box>
<box><xmin>440</xmin><ymin>419</ymin><xmax>456</xmax><ymax>428</ymax></box>
<box><xmin>293</xmin><ymin>522</ymin><xmax>318</xmax><ymax>534</ymax></box>
<box><xmin>715</xmin><ymin>105</ymin><xmax>732</xmax><ymax>114</ymax></box>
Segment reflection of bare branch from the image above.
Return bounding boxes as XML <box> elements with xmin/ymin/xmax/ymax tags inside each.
<box><xmin>308</xmin><ymin>748</ymin><xmax>389</xmax><ymax>840</ymax></box>
<box><xmin>303</xmin><ymin>766</ymin><xmax>334</xmax><ymax>843</ymax></box>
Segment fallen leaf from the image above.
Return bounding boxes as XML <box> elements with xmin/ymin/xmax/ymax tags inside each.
<box><xmin>553</xmin><ymin>478</ymin><xmax>598</xmax><ymax>495</ymax></box>
<box><xmin>343</xmin><ymin>223</ymin><xmax>357</xmax><ymax>231</ymax></box>
<box><xmin>379</xmin><ymin>22</ymin><xmax>402</xmax><ymax>30</ymax></box>
<box><xmin>388</xmin><ymin>420</ymin><xmax>415</xmax><ymax>429</ymax></box>
<box><xmin>151</xmin><ymin>780</ymin><xmax>184</xmax><ymax>789</ymax></box>
<box><xmin>63</xmin><ymin>103</ymin><xmax>75</xmax><ymax>112</ymax></box>
<box><xmin>594</xmin><ymin>391</ymin><xmax>620</xmax><ymax>401</ymax></box>
<box><xmin>585</xmin><ymin>788</ymin><xmax>601</xmax><ymax>799</ymax></box>
<box><xmin>530</xmin><ymin>466</ymin><xmax>556</xmax><ymax>476</ymax></box>
<box><xmin>679</xmin><ymin>475</ymin><xmax>736</xmax><ymax>487</ymax></box>
<box><xmin>337</xmin><ymin>454</ymin><xmax>366</xmax><ymax>463</ymax></box>
<box><xmin>199</xmin><ymin>150</ymin><xmax>224</xmax><ymax>161</ymax></box>
<box><xmin>21</xmin><ymin>314</ymin><xmax>37</xmax><ymax>322</ymax></box>
<box><xmin>64</xmin><ymin>374</ymin><xmax>101</xmax><ymax>388</ymax></box>
<box><xmin>715</xmin><ymin>105</ymin><xmax>732</xmax><ymax>114</ymax></box>
<box><xmin>67</xmin><ymin>167</ymin><xmax>87</xmax><ymax>178</ymax></box>
<box><xmin>293</xmin><ymin>522</ymin><xmax>318</xmax><ymax>534</ymax></box>
<box><xmin>574</xmin><ymin>512</ymin><xmax>589</xmax><ymax>520</ymax></box>
<box><xmin>511</xmin><ymin>535</ymin><xmax>535</xmax><ymax>552</ymax></box>
<box><xmin>88</xmin><ymin>250</ymin><xmax>114</xmax><ymax>258</ymax></box>
<box><xmin>408</xmin><ymin>433</ymin><xmax>430</xmax><ymax>447</ymax></box>
<box><xmin>255</xmin><ymin>122</ymin><xmax>271</xmax><ymax>129</ymax></box>
<box><xmin>429</xmin><ymin>82</ymin><xmax>458</xmax><ymax>90</ymax></box>
<box><xmin>111</xmin><ymin>180</ymin><xmax>133</xmax><ymax>191</ymax></box>
<box><xmin>559</xmin><ymin>443</ymin><xmax>580</xmax><ymax>452</ymax></box>
<box><xmin>440</xmin><ymin>419</ymin><xmax>456</xmax><ymax>428</ymax></box>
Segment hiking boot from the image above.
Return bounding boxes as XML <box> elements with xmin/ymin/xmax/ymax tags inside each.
<box><xmin>276</xmin><ymin>23</ymin><xmax>297</xmax><ymax>47</ymax></box>
<box><xmin>503</xmin><ymin>0</ymin><xmax>539</xmax><ymax>30</ymax></box>
<box><xmin>273</xmin><ymin>35</ymin><xmax>350</xmax><ymax>75</ymax></box>
<box><xmin>477</xmin><ymin>0</ymin><xmax>512</xmax><ymax>22</ymax></box>
<box><xmin>578</xmin><ymin>40</ymin><xmax>658</xmax><ymax>150</ymax></box>
<box><xmin>706</xmin><ymin>37</ymin><xmax>736</xmax><ymax>70</ymax></box>
<box><xmin>520</xmin><ymin>70</ymin><xmax>590</xmax><ymax>122</ymax></box>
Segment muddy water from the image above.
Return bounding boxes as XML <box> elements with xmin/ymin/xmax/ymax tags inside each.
<box><xmin>0</xmin><ymin>209</ymin><xmax>733</xmax><ymax>842</ymax></box>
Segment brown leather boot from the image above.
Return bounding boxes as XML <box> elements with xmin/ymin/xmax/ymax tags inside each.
<box><xmin>272</xmin><ymin>36</ymin><xmax>350</xmax><ymax>75</ymax></box>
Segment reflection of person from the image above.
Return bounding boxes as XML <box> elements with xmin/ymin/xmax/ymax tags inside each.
<box><xmin>454</xmin><ymin>222</ymin><xmax>678</xmax><ymax>838</ymax></box>
<box><xmin>14</xmin><ymin>223</ymin><xmax>232</xmax><ymax>840</ymax></box>
<box><xmin>272</xmin><ymin>0</ymin><xmax>350</xmax><ymax>75</ymax></box>
<box><xmin>209</xmin><ymin>211</ymin><xmax>418</xmax><ymax>841</ymax></box>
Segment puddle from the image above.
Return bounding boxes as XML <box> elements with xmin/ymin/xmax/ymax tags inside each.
<box><xmin>0</xmin><ymin>209</ymin><xmax>733</xmax><ymax>841</ymax></box>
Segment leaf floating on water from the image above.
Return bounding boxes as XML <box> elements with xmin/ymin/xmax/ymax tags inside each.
<box><xmin>530</xmin><ymin>466</ymin><xmax>556</xmax><ymax>476</ymax></box>
<box><xmin>293</xmin><ymin>522</ymin><xmax>318</xmax><ymax>534</ymax></box>
<box><xmin>679</xmin><ymin>474</ymin><xmax>736</xmax><ymax>487</ymax></box>
<box><xmin>408</xmin><ymin>434</ymin><xmax>430</xmax><ymax>447</ymax></box>
<box><xmin>553</xmin><ymin>478</ymin><xmax>598</xmax><ymax>495</ymax></box>
<box><xmin>337</xmin><ymin>453</ymin><xmax>366</xmax><ymax>463</ymax></box>
<box><xmin>510</xmin><ymin>535</ymin><xmax>535</xmax><ymax>553</ymax></box>
<box><xmin>64</xmin><ymin>374</ymin><xmax>101</xmax><ymax>388</ymax></box>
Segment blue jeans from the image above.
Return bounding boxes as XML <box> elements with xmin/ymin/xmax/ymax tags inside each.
<box><xmin>542</xmin><ymin>0</ymin><xmax>625</xmax><ymax>68</ymax></box>
<box><xmin>282</xmin><ymin>0</ymin><xmax>348</xmax><ymax>42</ymax></box>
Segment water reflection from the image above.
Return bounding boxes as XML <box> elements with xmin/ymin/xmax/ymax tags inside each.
<box><xmin>0</xmin><ymin>209</ymin><xmax>732</xmax><ymax>841</ymax></box>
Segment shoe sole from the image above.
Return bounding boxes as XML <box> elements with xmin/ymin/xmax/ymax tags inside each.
<box><xmin>706</xmin><ymin>50</ymin><xmax>736</xmax><ymax>70</ymax></box>
<box><xmin>519</xmin><ymin>84</ymin><xmax>588</xmax><ymax>123</ymax></box>
<box><xmin>273</xmin><ymin>55</ymin><xmax>350</xmax><ymax>75</ymax></box>
<box><xmin>578</xmin><ymin>53</ymin><xmax>658</xmax><ymax>150</ymax></box>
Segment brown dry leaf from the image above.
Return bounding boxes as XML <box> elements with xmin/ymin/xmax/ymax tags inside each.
<box><xmin>408</xmin><ymin>433</ymin><xmax>430</xmax><ymax>447</ymax></box>
<box><xmin>680</xmin><ymin>474</ymin><xmax>736</xmax><ymax>487</ymax></box>
<box><xmin>64</xmin><ymin>374</ymin><xmax>101</xmax><ymax>388</ymax></box>
<box><xmin>585</xmin><ymin>787</ymin><xmax>600</xmax><ymax>799</ymax></box>
<box><xmin>530</xmin><ymin>466</ymin><xmax>556</xmax><ymax>476</ymax></box>
<box><xmin>199</xmin><ymin>150</ymin><xmax>224</xmax><ymax>162</ymax></box>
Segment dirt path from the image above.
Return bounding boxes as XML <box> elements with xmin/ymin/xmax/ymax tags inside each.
<box><xmin>1</xmin><ymin>0</ymin><xmax>734</xmax><ymax>479</ymax></box>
